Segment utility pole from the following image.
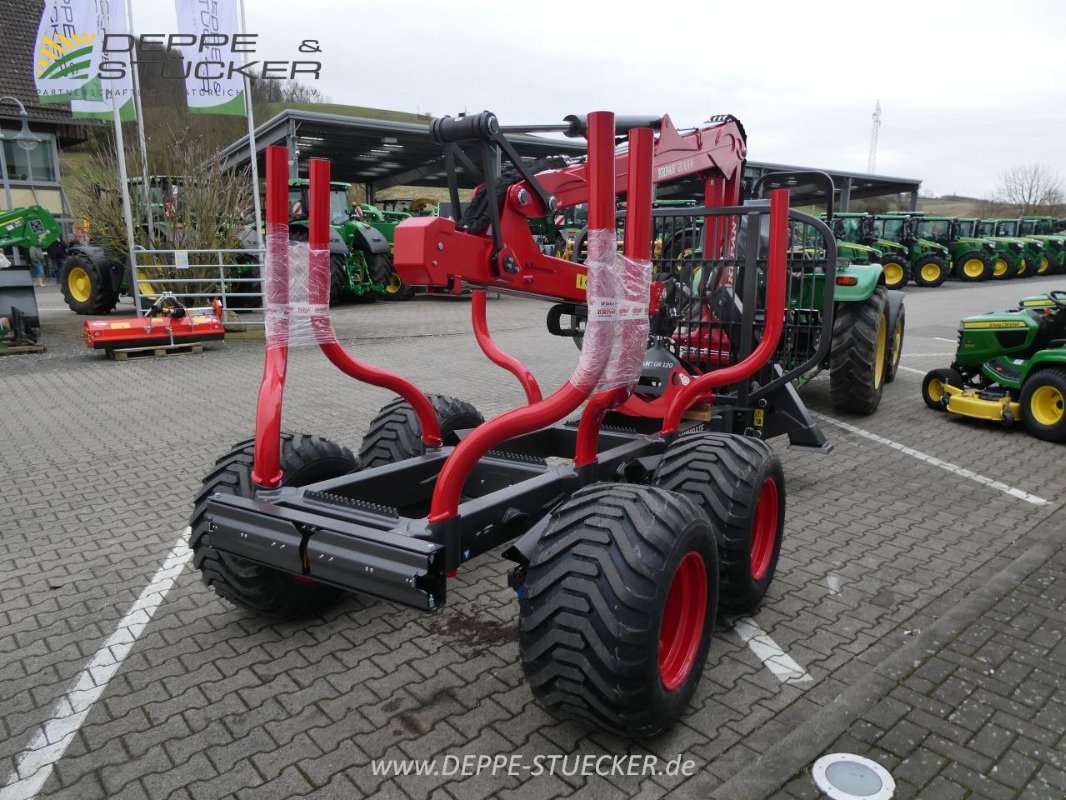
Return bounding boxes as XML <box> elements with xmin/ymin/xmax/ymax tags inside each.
<box><xmin>867</xmin><ymin>100</ymin><xmax>881</xmax><ymax>173</ymax></box>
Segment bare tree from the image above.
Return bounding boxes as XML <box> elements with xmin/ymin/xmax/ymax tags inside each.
<box><xmin>993</xmin><ymin>164</ymin><xmax>1064</xmax><ymax>215</ymax></box>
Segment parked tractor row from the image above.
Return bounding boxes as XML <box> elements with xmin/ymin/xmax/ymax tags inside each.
<box><xmin>828</xmin><ymin>212</ymin><xmax>1066</xmax><ymax>289</ymax></box>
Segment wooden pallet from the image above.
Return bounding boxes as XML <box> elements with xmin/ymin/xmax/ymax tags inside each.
<box><xmin>106</xmin><ymin>342</ymin><xmax>204</xmax><ymax>361</ymax></box>
<box><xmin>0</xmin><ymin>342</ymin><xmax>46</xmax><ymax>357</ymax></box>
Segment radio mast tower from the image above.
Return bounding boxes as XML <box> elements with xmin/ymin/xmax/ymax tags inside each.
<box><xmin>867</xmin><ymin>100</ymin><xmax>881</xmax><ymax>173</ymax></box>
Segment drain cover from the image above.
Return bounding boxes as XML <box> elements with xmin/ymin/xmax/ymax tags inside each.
<box><xmin>812</xmin><ymin>753</ymin><xmax>895</xmax><ymax>800</ymax></box>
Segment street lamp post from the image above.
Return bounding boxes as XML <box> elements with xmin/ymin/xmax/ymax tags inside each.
<box><xmin>0</xmin><ymin>96</ymin><xmax>43</xmax><ymax>211</ymax></box>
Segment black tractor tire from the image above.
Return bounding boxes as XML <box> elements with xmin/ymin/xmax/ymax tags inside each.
<box><xmin>829</xmin><ymin>286</ymin><xmax>889</xmax><ymax>415</ymax></box>
<box><xmin>912</xmin><ymin>254</ymin><xmax>949</xmax><ymax>288</ymax></box>
<box><xmin>879</xmin><ymin>256</ymin><xmax>910</xmax><ymax>290</ymax></box>
<box><xmin>955</xmin><ymin>251</ymin><xmax>993</xmax><ymax>282</ymax></box>
<box><xmin>653</xmin><ymin>433</ymin><xmax>785</xmax><ymax>614</ymax></box>
<box><xmin>359</xmin><ymin>394</ymin><xmax>484</xmax><ymax>469</ymax></box>
<box><xmin>991</xmin><ymin>252</ymin><xmax>1019</xmax><ymax>280</ymax></box>
<box><xmin>519</xmin><ymin>483</ymin><xmax>718</xmax><ymax>738</ymax></box>
<box><xmin>60</xmin><ymin>253</ymin><xmax>119</xmax><ymax>314</ymax></box>
<box><xmin>329</xmin><ymin>254</ymin><xmax>351</xmax><ymax>305</ymax></box>
<box><xmin>884</xmin><ymin>302</ymin><xmax>905</xmax><ymax>384</ymax></box>
<box><xmin>190</xmin><ymin>433</ymin><xmax>359</xmax><ymax>617</ymax></box>
<box><xmin>382</xmin><ymin>271</ymin><xmax>418</xmax><ymax>301</ymax></box>
<box><xmin>1020</xmin><ymin>368</ymin><xmax>1066</xmax><ymax>442</ymax></box>
<box><xmin>367</xmin><ymin>253</ymin><xmax>393</xmax><ymax>286</ymax></box>
<box><xmin>922</xmin><ymin>368</ymin><xmax>963</xmax><ymax>411</ymax></box>
<box><xmin>1015</xmin><ymin>257</ymin><xmax>1031</xmax><ymax>278</ymax></box>
<box><xmin>1035</xmin><ymin>254</ymin><xmax>1052</xmax><ymax>276</ymax></box>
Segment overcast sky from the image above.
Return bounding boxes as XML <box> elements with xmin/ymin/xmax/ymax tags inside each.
<box><xmin>133</xmin><ymin>0</ymin><xmax>1065</xmax><ymax>198</ymax></box>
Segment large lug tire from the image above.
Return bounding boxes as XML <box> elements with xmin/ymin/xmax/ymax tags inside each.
<box><xmin>367</xmin><ymin>253</ymin><xmax>393</xmax><ymax>286</ymax></box>
<box><xmin>829</xmin><ymin>286</ymin><xmax>889</xmax><ymax>415</ymax></box>
<box><xmin>880</xmin><ymin>257</ymin><xmax>910</xmax><ymax>290</ymax></box>
<box><xmin>60</xmin><ymin>253</ymin><xmax>119</xmax><ymax>314</ymax></box>
<box><xmin>329</xmin><ymin>254</ymin><xmax>352</xmax><ymax>305</ymax></box>
<box><xmin>922</xmin><ymin>368</ymin><xmax>964</xmax><ymax>411</ymax></box>
<box><xmin>358</xmin><ymin>394</ymin><xmax>483</xmax><ymax>469</ymax></box>
<box><xmin>1015</xmin><ymin>257</ymin><xmax>1031</xmax><ymax>278</ymax></box>
<box><xmin>382</xmin><ymin>271</ymin><xmax>418</xmax><ymax>301</ymax></box>
<box><xmin>912</xmin><ymin>254</ymin><xmax>949</xmax><ymax>288</ymax></box>
<box><xmin>653</xmin><ymin>433</ymin><xmax>785</xmax><ymax>614</ymax></box>
<box><xmin>884</xmin><ymin>301</ymin><xmax>905</xmax><ymax>384</ymax></box>
<box><xmin>1035</xmin><ymin>254</ymin><xmax>1052</xmax><ymax>275</ymax></box>
<box><xmin>519</xmin><ymin>483</ymin><xmax>719</xmax><ymax>738</ymax></box>
<box><xmin>1020</xmin><ymin>368</ymin><xmax>1066</xmax><ymax>442</ymax></box>
<box><xmin>190</xmin><ymin>434</ymin><xmax>359</xmax><ymax>617</ymax></box>
<box><xmin>955</xmin><ymin>251</ymin><xmax>993</xmax><ymax>282</ymax></box>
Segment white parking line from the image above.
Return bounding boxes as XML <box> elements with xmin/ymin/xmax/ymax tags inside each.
<box><xmin>899</xmin><ymin>352</ymin><xmax>954</xmax><ymax>358</ymax></box>
<box><xmin>934</xmin><ymin>337</ymin><xmax>958</xmax><ymax>344</ymax></box>
<box><xmin>0</xmin><ymin>531</ymin><xmax>192</xmax><ymax>800</ymax></box>
<box><xmin>730</xmin><ymin>616</ymin><xmax>812</xmax><ymax>685</ymax></box>
<box><xmin>813</xmin><ymin>413</ymin><xmax>1050</xmax><ymax>507</ymax></box>
<box><xmin>897</xmin><ymin>365</ymin><xmax>926</xmax><ymax>375</ymax></box>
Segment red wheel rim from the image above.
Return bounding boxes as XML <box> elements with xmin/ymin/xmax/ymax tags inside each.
<box><xmin>658</xmin><ymin>551</ymin><xmax>708</xmax><ymax>691</ymax></box>
<box><xmin>750</xmin><ymin>478</ymin><xmax>779</xmax><ymax>581</ymax></box>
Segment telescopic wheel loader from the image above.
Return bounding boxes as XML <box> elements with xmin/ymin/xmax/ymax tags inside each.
<box><xmin>189</xmin><ymin>110</ymin><xmax>842</xmax><ymax>738</ymax></box>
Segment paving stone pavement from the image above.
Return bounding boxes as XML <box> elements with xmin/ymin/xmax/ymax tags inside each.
<box><xmin>1</xmin><ymin>279</ymin><xmax>1064</xmax><ymax>800</ymax></box>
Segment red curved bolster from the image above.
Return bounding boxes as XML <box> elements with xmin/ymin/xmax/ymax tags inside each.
<box><xmin>429</xmin><ymin>382</ymin><xmax>586</xmax><ymax>521</ymax></box>
<box><xmin>319</xmin><ymin>342</ymin><xmax>442</xmax><ymax>447</ymax></box>
<box><xmin>471</xmin><ymin>289</ymin><xmax>542</xmax><ymax>404</ymax></box>
<box><xmin>660</xmin><ymin>188</ymin><xmax>790</xmax><ymax>435</ymax></box>
<box><xmin>252</xmin><ymin>145</ymin><xmax>292</xmax><ymax>488</ymax></box>
<box><xmin>574</xmin><ymin>386</ymin><xmax>630</xmax><ymax>467</ymax></box>
<box><xmin>252</xmin><ymin>345</ymin><xmax>287</xmax><ymax>487</ymax></box>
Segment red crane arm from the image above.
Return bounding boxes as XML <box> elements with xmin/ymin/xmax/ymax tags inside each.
<box><xmin>393</xmin><ymin>115</ymin><xmax>746</xmax><ymax>302</ymax></box>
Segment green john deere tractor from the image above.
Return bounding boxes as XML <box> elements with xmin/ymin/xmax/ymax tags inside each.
<box><xmin>1006</xmin><ymin>218</ymin><xmax>1066</xmax><ymax>275</ymax></box>
<box><xmin>977</xmin><ymin>219</ymin><xmax>1043</xmax><ymax>278</ymax></box>
<box><xmin>826</xmin><ymin>212</ymin><xmax>911</xmax><ymax>289</ymax></box>
<box><xmin>354</xmin><ymin>203</ymin><xmax>418</xmax><ymax>299</ymax></box>
<box><xmin>955</xmin><ymin>218</ymin><xmax>1024</xmax><ymax>280</ymax></box>
<box><xmin>912</xmin><ymin>216</ymin><xmax>996</xmax><ymax>282</ymax></box>
<box><xmin>872</xmin><ymin>213</ymin><xmax>952</xmax><ymax>288</ymax></box>
<box><xmin>1018</xmin><ymin>217</ymin><xmax>1066</xmax><ymax>274</ymax></box>
<box><xmin>923</xmin><ymin>290</ymin><xmax>1066</xmax><ymax>441</ymax></box>
<box><xmin>287</xmin><ymin>180</ymin><xmax>394</xmax><ymax>304</ymax></box>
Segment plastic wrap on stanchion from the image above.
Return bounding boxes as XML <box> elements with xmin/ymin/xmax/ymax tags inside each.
<box><xmin>568</xmin><ymin>229</ymin><xmax>650</xmax><ymax>393</ymax></box>
<box><xmin>264</xmin><ymin>226</ymin><xmax>335</xmax><ymax>349</ymax></box>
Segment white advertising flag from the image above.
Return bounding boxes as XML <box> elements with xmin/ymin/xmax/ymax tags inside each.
<box><xmin>173</xmin><ymin>0</ymin><xmax>247</xmax><ymax>116</ymax></box>
<box><xmin>69</xmin><ymin>0</ymin><xmax>135</xmax><ymax>121</ymax></box>
<box><xmin>33</xmin><ymin>0</ymin><xmax>103</xmax><ymax>105</ymax></box>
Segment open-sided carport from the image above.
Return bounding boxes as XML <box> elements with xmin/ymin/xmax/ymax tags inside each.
<box><xmin>218</xmin><ymin>108</ymin><xmax>921</xmax><ymax>209</ymax></box>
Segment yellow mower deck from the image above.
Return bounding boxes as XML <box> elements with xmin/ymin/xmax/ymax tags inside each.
<box><xmin>942</xmin><ymin>384</ymin><xmax>1020</xmax><ymax>423</ymax></box>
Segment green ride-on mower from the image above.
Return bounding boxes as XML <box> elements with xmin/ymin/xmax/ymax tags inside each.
<box><xmin>922</xmin><ymin>290</ymin><xmax>1066</xmax><ymax>442</ymax></box>
<box><xmin>827</xmin><ymin>212</ymin><xmax>912</xmax><ymax>290</ymax></box>
<box><xmin>913</xmin><ymin>216</ymin><xmax>996</xmax><ymax>282</ymax></box>
<box><xmin>872</xmin><ymin>213</ymin><xmax>953</xmax><ymax>288</ymax></box>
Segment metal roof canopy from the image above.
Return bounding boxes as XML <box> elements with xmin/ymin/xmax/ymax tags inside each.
<box><xmin>219</xmin><ymin>109</ymin><xmax>921</xmax><ymax>209</ymax></box>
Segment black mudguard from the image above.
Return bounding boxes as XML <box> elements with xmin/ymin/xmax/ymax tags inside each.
<box><xmin>348</xmin><ymin>224</ymin><xmax>390</xmax><ymax>256</ymax></box>
<box><xmin>885</xmin><ymin>289</ymin><xmax>904</xmax><ymax>337</ymax></box>
<box><xmin>68</xmin><ymin>245</ymin><xmax>126</xmax><ymax>294</ymax></box>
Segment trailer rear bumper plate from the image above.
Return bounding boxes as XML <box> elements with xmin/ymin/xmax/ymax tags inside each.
<box><xmin>204</xmin><ymin>493</ymin><xmax>445</xmax><ymax>610</ymax></box>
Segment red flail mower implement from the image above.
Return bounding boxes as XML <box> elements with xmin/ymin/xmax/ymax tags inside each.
<box><xmin>191</xmin><ymin>111</ymin><xmax>839</xmax><ymax>737</ymax></box>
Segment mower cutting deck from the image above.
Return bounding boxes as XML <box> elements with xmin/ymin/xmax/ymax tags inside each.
<box><xmin>190</xmin><ymin>111</ymin><xmax>832</xmax><ymax>737</ymax></box>
<box><xmin>83</xmin><ymin>293</ymin><xmax>225</xmax><ymax>350</ymax></box>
